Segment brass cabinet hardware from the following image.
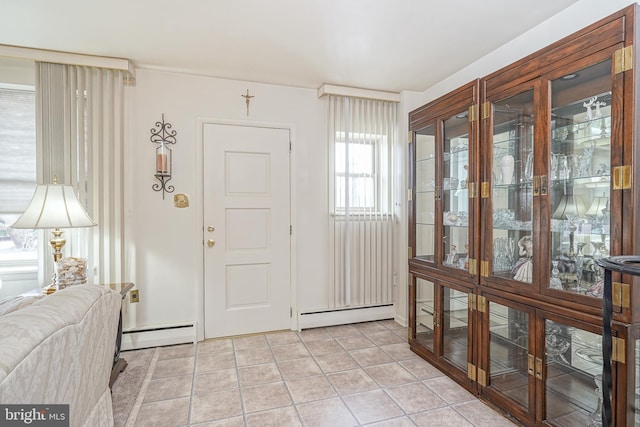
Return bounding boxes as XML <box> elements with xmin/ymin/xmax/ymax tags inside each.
<box><xmin>613</xmin><ymin>282</ymin><xmax>631</xmax><ymax>308</ymax></box>
<box><xmin>533</xmin><ymin>176</ymin><xmax>540</xmax><ymax>196</ymax></box>
<box><xmin>623</xmin><ymin>165</ymin><xmax>632</xmax><ymax>189</ymax></box>
<box><xmin>408</xmin><ymin>131</ymin><xmax>413</xmax><ymax>143</ymax></box>
<box><xmin>468</xmin><ymin>258</ymin><xmax>477</xmax><ymax>275</ymax></box>
<box><xmin>469</xmin><ymin>182</ymin><xmax>477</xmax><ymax>198</ymax></box>
<box><xmin>477</xmin><ymin>295</ymin><xmax>487</xmax><ymax>313</ymax></box>
<box><xmin>613</xmin><ymin>165</ymin><xmax>632</xmax><ymax>190</ymax></box>
<box><xmin>469</xmin><ymin>293</ymin><xmax>477</xmax><ymax>311</ymax></box>
<box><xmin>535</xmin><ymin>357</ymin><xmax>543</xmax><ymax>380</ymax></box>
<box><xmin>614</xmin><ymin>45</ymin><xmax>633</xmax><ymax>74</ymax></box>
<box><xmin>408</xmin><ymin>188</ymin><xmax>413</xmax><ymax>202</ymax></box>
<box><xmin>613</xmin><ymin>166</ymin><xmax>622</xmax><ymax>189</ymax></box>
<box><xmin>468</xmin><ymin>105</ymin><xmax>478</xmax><ymax>122</ymax></box>
<box><xmin>528</xmin><ymin>354</ymin><xmax>535</xmax><ymax>376</ymax></box>
<box><xmin>480</xmin><ymin>261</ymin><xmax>489</xmax><ymax>278</ymax></box>
<box><xmin>478</xmin><ymin>368</ymin><xmax>487</xmax><ymax>387</ymax></box>
<box><xmin>468</xmin><ymin>363</ymin><xmax>476</xmax><ymax>381</ymax></box>
<box><xmin>207</xmin><ymin>239</ymin><xmax>215</xmax><ymax>247</ymax></box>
<box><xmin>207</xmin><ymin>225</ymin><xmax>215</xmax><ymax>232</ymax></box>
<box><xmin>540</xmin><ymin>175</ymin><xmax>548</xmax><ymax>196</ymax></box>
<box><xmin>481</xmin><ymin>182</ymin><xmax>490</xmax><ymax>198</ymax></box>
<box><xmin>481</xmin><ymin>101</ymin><xmax>491</xmax><ymax>120</ymax></box>
<box><xmin>612</xmin><ymin>337</ymin><xmax>626</xmax><ymax>363</ymax></box>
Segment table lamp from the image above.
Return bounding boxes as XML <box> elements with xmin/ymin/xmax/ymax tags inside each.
<box><xmin>11</xmin><ymin>177</ymin><xmax>96</xmax><ymax>293</ymax></box>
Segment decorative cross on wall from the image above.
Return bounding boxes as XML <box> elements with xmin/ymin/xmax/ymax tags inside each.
<box><xmin>241</xmin><ymin>89</ymin><xmax>255</xmax><ymax>116</ymax></box>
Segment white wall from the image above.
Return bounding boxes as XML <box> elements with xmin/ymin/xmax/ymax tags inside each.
<box><xmin>411</xmin><ymin>0</ymin><xmax>636</xmax><ymax>111</ymax></box>
<box><xmin>124</xmin><ymin>69</ymin><xmax>329</xmax><ymax>334</ymax></box>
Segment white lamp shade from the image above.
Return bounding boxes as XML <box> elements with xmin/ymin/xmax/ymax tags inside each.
<box><xmin>585</xmin><ymin>195</ymin><xmax>608</xmax><ymax>217</ymax></box>
<box><xmin>11</xmin><ymin>184</ymin><xmax>97</xmax><ymax>229</ymax></box>
<box><xmin>552</xmin><ymin>194</ymin><xmax>582</xmax><ymax>220</ymax></box>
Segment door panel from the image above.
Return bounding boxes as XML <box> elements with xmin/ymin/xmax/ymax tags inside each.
<box><xmin>203</xmin><ymin>123</ymin><xmax>291</xmax><ymax>338</ymax></box>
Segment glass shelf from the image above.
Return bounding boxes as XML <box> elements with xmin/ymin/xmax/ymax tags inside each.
<box><xmin>444</xmin><ymin>150</ymin><xmax>469</xmax><ymax>163</ymax></box>
<box><xmin>417</xmin><ymin>155</ymin><xmax>436</xmax><ymax>163</ymax></box>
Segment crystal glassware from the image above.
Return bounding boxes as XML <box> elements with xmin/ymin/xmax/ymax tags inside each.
<box><xmin>550</xmin><ymin>260</ymin><xmax>563</xmax><ymax>290</ymax></box>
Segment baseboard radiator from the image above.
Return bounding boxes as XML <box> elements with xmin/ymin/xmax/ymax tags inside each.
<box><xmin>299</xmin><ymin>304</ymin><xmax>395</xmax><ymax>330</ymax></box>
<box><xmin>330</xmin><ymin>215</ymin><xmax>395</xmax><ymax>309</ymax></box>
<box><xmin>121</xmin><ymin>322</ymin><xmax>196</xmax><ymax>351</ymax></box>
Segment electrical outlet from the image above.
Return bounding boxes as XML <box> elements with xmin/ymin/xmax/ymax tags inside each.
<box><xmin>130</xmin><ymin>289</ymin><xmax>139</xmax><ymax>303</ymax></box>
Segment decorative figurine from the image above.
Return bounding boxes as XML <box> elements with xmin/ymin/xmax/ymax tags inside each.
<box><xmin>512</xmin><ymin>235</ymin><xmax>533</xmax><ymax>283</ymax></box>
<box><xmin>445</xmin><ymin>245</ymin><xmax>458</xmax><ymax>266</ymax></box>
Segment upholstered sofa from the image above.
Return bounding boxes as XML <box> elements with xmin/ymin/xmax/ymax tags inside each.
<box><xmin>0</xmin><ymin>285</ymin><xmax>121</xmax><ymax>427</ymax></box>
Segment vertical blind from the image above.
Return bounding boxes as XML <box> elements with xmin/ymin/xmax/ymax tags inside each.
<box><xmin>328</xmin><ymin>95</ymin><xmax>396</xmax><ymax>308</ymax></box>
<box><xmin>36</xmin><ymin>62</ymin><xmax>125</xmax><ymax>285</ymax></box>
<box><xmin>0</xmin><ymin>86</ymin><xmax>36</xmax><ymax>213</ymax></box>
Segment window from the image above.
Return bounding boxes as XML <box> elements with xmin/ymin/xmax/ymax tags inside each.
<box><xmin>329</xmin><ymin>96</ymin><xmax>395</xmax><ymax>216</ymax></box>
<box><xmin>334</xmin><ymin>133</ymin><xmax>382</xmax><ymax>212</ymax></box>
<box><xmin>0</xmin><ymin>84</ymin><xmax>37</xmax><ymax>268</ymax></box>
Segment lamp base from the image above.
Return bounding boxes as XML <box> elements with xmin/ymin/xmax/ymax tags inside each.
<box><xmin>43</xmin><ymin>273</ymin><xmax>58</xmax><ymax>295</ymax></box>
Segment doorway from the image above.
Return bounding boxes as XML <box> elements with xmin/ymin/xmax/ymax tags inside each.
<box><xmin>202</xmin><ymin>123</ymin><xmax>291</xmax><ymax>338</ymax></box>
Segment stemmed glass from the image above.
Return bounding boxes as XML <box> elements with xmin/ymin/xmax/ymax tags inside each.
<box><xmin>523</xmin><ymin>149</ymin><xmax>533</xmax><ymax>183</ymax></box>
<box><xmin>590</xmin><ymin>241</ymin><xmax>603</xmax><ymax>259</ymax></box>
<box><xmin>550</xmin><ymin>260</ymin><xmax>563</xmax><ymax>290</ymax></box>
<box><xmin>551</xmin><ymin>153</ymin><xmax>559</xmax><ymax>180</ymax></box>
<box><xmin>576</xmin><ymin>242</ymin><xmax>587</xmax><ymax>293</ymax></box>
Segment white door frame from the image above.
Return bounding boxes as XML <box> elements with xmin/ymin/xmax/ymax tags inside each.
<box><xmin>195</xmin><ymin>117</ymin><xmax>298</xmax><ymax>342</ymax></box>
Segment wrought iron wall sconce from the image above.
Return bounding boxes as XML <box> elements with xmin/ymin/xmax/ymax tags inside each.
<box><xmin>150</xmin><ymin>113</ymin><xmax>177</xmax><ymax>199</ymax></box>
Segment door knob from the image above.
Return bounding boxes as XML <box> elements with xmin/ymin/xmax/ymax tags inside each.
<box><xmin>207</xmin><ymin>226</ymin><xmax>215</xmax><ymax>232</ymax></box>
<box><xmin>207</xmin><ymin>239</ymin><xmax>215</xmax><ymax>247</ymax></box>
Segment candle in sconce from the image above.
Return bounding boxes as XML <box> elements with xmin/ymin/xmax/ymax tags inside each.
<box><xmin>156</xmin><ymin>145</ymin><xmax>169</xmax><ymax>175</ymax></box>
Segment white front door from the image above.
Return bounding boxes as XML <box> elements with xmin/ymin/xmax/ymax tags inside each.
<box><xmin>203</xmin><ymin>123</ymin><xmax>291</xmax><ymax>339</ymax></box>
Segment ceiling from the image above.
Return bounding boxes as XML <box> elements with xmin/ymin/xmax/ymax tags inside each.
<box><xmin>0</xmin><ymin>0</ymin><xmax>582</xmax><ymax>93</ymax></box>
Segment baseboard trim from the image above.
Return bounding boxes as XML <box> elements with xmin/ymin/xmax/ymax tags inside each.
<box><xmin>298</xmin><ymin>304</ymin><xmax>395</xmax><ymax>330</ymax></box>
<box><xmin>121</xmin><ymin>322</ymin><xmax>196</xmax><ymax>350</ymax></box>
<box><xmin>394</xmin><ymin>313</ymin><xmax>408</xmax><ymax>327</ymax></box>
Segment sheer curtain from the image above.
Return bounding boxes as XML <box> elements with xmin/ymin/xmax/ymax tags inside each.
<box><xmin>328</xmin><ymin>95</ymin><xmax>396</xmax><ymax>308</ymax></box>
<box><xmin>36</xmin><ymin>62</ymin><xmax>125</xmax><ymax>285</ymax></box>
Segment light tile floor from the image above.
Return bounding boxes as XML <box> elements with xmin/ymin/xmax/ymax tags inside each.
<box><xmin>116</xmin><ymin>320</ymin><xmax>519</xmax><ymax>426</ymax></box>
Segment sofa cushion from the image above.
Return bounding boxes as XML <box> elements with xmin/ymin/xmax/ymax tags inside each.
<box><xmin>0</xmin><ymin>294</ymin><xmax>45</xmax><ymax>316</ymax></box>
<box><xmin>0</xmin><ymin>285</ymin><xmax>121</xmax><ymax>427</ymax></box>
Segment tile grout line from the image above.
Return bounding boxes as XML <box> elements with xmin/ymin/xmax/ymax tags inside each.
<box><xmin>266</xmin><ymin>332</ymin><xmax>304</xmax><ymax>424</ymax></box>
<box><xmin>187</xmin><ymin>342</ymin><xmax>199</xmax><ymax>426</ymax></box>
<box><xmin>124</xmin><ymin>347</ymin><xmax>160</xmax><ymax>427</ymax></box>
<box><xmin>234</xmin><ymin>336</ymin><xmax>249</xmax><ymax>425</ymax></box>
<box><xmin>297</xmin><ymin>328</ymin><xmax>350</xmax><ymax>425</ymax></box>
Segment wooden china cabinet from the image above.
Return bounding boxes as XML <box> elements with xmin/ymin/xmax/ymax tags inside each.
<box><xmin>408</xmin><ymin>5</ymin><xmax>640</xmax><ymax>426</ymax></box>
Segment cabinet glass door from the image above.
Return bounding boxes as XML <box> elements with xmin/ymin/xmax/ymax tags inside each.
<box><xmin>442</xmin><ymin>286</ymin><xmax>470</xmax><ymax>372</ymax></box>
<box><xmin>488</xmin><ymin>300</ymin><xmax>531</xmax><ymax>411</ymax></box>
<box><xmin>491</xmin><ymin>89</ymin><xmax>535</xmax><ymax>284</ymax></box>
<box><xmin>548</xmin><ymin>60</ymin><xmax>611</xmax><ymax>298</ymax></box>
<box><xmin>443</xmin><ymin>114</ymin><xmax>470</xmax><ymax>271</ymax></box>
<box><xmin>415</xmin><ymin>277</ymin><xmax>435</xmax><ymax>352</ymax></box>
<box><xmin>415</xmin><ymin>125</ymin><xmax>436</xmax><ymax>263</ymax></box>
<box><xmin>543</xmin><ymin>318</ymin><xmax>603</xmax><ymax>426</ymax></box>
